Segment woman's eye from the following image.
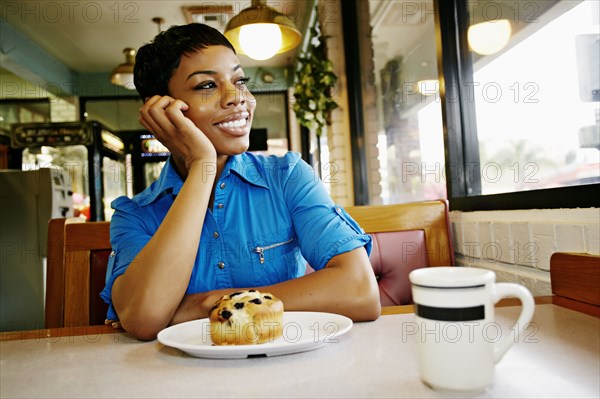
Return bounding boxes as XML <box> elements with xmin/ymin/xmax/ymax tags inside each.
<box><xmin>194</xmin><ymin>81</ymin><xmax>217</xmax><ymax>90</ymax></box>
<box><xmin>236</xmin><ymin>77</ymin><xmax>251</xmax><ymax>86</ymax></box>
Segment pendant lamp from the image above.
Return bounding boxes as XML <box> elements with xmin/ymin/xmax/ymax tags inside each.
<box><xmin>468</xmin><ymin>19</ymin><xmax>512</xmax><ymax>55</ymax></box>
<box><xmin>110</xmin><ymin>48</ymin><xmax>136</xmax><ymax>90</ymax></box>
<box><xmin>224</xmin><ymin>0</ymin><xmax>301</xmax><ymax>61</ymax></box>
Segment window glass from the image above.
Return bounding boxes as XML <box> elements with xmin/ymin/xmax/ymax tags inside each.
<box><xmin>363</xmin><ymin>0</ymin><xmax>446</xmax><ymax>204</ymax></box>
<box><xmin>251</xmin><ymin>92</ymin><xmax>290</xmax><ymax>156</ymax></box>
<box><xmin>469</xmin><ymin>0</ymin><xmax>599</xmax><ymax>194</ymax></box>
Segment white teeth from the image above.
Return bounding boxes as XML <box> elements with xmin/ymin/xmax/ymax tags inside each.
<box><xmin>217</xmin><ymin>119</ymin><xmax>246</xmax><ymax>128</ymax></box>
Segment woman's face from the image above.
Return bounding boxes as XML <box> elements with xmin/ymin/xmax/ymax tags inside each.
<box><xmin>168</xmin><ymin>45</ymin><xmax>256</xmax><ymax>156</ymax></box>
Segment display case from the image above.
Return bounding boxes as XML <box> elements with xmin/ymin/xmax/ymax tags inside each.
<box><xmin>9</xmin><ymin>121</ymin><xmax>131</xmax><ymax>221</ymax></box>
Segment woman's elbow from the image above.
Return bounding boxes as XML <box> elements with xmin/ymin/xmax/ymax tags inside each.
<box><xmin>355</xmin><ymin>289</ymin><xmax>381</xmax><ymax>321</ymax></box>
<box><xmin>118</xmin><ymin>312</ymin><xmax>165</xmax><ymax>341</ymax></box>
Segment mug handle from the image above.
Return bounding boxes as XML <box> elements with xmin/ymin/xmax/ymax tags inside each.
<box><xmin>492</xmin><ymin>283</ymin><xmax>535</xmax><ymax>363</ymax></box>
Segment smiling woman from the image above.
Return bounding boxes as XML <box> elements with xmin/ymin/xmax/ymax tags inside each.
<box><xmin>100</xmin><ymin>23</ymin><xmax>380</xmax><ymax>340</ymax></box>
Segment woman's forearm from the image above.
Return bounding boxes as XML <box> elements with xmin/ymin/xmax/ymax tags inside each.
<box><xmin>170</xmin><ymin>247</ymin><xmax>381</xmax><ymax>331</ymax></box>
<box><xmin>112</xmin><ymin>160</ymin><xmax>216</xmax><ymax>340</ymax></box>
<box><xmin>268</xmin><ymin>248</ymin><xmax>381</xmax><ymax>321</ymax></box>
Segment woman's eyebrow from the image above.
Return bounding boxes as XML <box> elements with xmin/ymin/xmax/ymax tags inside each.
<box><xmin>186</xmin><ymin>64</ymin><xmax>243</xmax><ymax>81</ymax></box>
<box><xmin>186</xmin><ymin>70</ymin><xmax>216</xmax><ymax>81</ymax></box>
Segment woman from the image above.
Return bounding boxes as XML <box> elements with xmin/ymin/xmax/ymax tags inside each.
<box><xmin>101</xmin><ymin>23</ymin><xmax>380</xmax><ymax>340</ymax></box>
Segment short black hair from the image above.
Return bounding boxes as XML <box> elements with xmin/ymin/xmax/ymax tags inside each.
<box><xmin>134</xmin><ymin>23</ymin><xmax>236</xmax><ymax>100</ymax></box>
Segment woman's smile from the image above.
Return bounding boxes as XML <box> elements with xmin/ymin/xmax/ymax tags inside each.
<box><xmin>214</xmin><ymin>112</ymin><xmax>251</xmax><ymax>135</ymax></box>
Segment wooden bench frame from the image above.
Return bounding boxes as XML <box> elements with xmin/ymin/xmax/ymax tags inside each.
<box><xmin>45</xmin><ymin>218</ymin><xmax>111</xmax><ymax>328</ymax></box>
<box><xmin>345</xmin><ymin>200</ymin><xmax>455</xmax><ymax>266</ymax></box>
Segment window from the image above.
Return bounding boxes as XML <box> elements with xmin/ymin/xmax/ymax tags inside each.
<box><xmin>470</xmin><ymin>0</ymin><xmax>599</xmax><ymax>195</ymax></box>
<box><xmin>348</xmin><ymin>0</ymin><xmax>599</xmax><ymax>209</ymax></box>
<box><xmin>438</xmin><ymin>0</ymin><xmax>599</xmax><ymax>209</ymax></box>
<box><xmin>350</xmin><ymin>0</ymin><xmax>447</xmax><ymax>205</ymax></box>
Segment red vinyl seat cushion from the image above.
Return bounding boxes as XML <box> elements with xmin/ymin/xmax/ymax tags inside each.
<box><xmin>305</xmin><ymin>229</ymin><xmax>429</xmax><ymax>306</ymax></box>
<box><xmin>369</xmin><ymin>230</ymin><xmax>428</xmax><ymax>306</ymax></box>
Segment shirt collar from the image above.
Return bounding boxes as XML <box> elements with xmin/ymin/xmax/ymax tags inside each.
<box><xmin>225</xmin><ymin>153</ymin><xmax>269</xmax><ymax>189</ymax></box>
<box><xmin>136</xmin><ymin>156</ymin><xmax>183</xmax><ymax>206</ymax></box>
<box><xmin>137</xmin><ymin>153</ymin><xmax>269</xmax><ymax>206</ymax></box>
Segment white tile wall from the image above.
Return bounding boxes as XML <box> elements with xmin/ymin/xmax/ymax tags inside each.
<box><xmin>451</xmin><ymin>208</ymin><xmax>600</xmax><ymax>296</ymax></box>
<box><xmin>585</xmin><ymin>224</ymin><xmax>600</xmax><ymax>254</ymax></box>
<box><xmin>531</xmin><ymin>223</ymin><xmax>556</xmax><ymax>271</ymax></box>
<box><xmin>318</xmin><ymin>0</ymin><xmax>353</xmax><ymax>207</ymax></box>
<box><xmin>310</xmin><ymin>0</ymin><xmax>394</xmax><ymax>206</ymax></box>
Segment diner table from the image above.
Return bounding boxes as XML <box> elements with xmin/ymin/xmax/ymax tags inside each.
<box><xmin>1</xmin><ymin>297</ymin><xmax>598</xmax><ymax>398</ymax></box>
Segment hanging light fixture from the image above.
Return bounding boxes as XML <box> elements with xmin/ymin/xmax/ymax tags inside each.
<box><xmin>224</xmin><ymin>0</ymin><xmax>301</xmax><ymax>61</ymax></box>
<box><xmin>468</xmin><ymin>19</ymin><xmax>512</xmax><ymax>55</ymax></box>
<box><xmin>109</xmin><ymin>18</ymin><xmax>163</xmax><ymax>90</ymax></box>
<box><xmin>110</xmin><ymin>48</ymin><xmax>136</xmax><ymax>90</ymax></box>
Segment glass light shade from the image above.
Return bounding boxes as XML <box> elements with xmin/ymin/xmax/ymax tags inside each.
<box><xmin>110</xmin><ymin>48</ymin><xmax>136</xmax><ymax>90</ymax></box>
<box><xmin>224</xmin><ymin>1</ymin><xmax>301</xmax><ymax>60</ymax></box>
<box><xmin>468</xmin><ymin>19</ymin><xmax>512</xmax><ymax>55</ymax></box>
<box><xmin>110</xmin><ymin>71</ymin><xmax>135</xmax><ymax>90</ymax></box>
<box><xmin>239</xmin><ymin>23</ymin><xmax>282</xmax><ymax>60</ymax></box>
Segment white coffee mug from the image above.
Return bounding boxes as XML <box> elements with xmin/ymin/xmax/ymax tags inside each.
<box><xmin>409</xmin><ymin>267</ymin><xmax>535</xmax><ymax>394</ymax></box>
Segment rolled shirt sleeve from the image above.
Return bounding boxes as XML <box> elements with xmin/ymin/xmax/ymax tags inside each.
<box><xmin>281</xmin><ymin>154</ymin><xmax>371</xmax><ymax>270</ymax></box>
<box><xmin>100</xmin><ymin>197</ymin><xmax>154</xmax><ymax>320</ymax></box>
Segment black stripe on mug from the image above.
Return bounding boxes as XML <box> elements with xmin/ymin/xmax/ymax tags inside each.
<box><xmin>415</xmin><ymin>303</ymin><xmax>485</xmax><ymax>322</ymax></box>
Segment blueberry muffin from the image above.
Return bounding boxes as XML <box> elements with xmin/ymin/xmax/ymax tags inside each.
<box><xmin>208</xmin><ymin>290</ymin><xmax>284</xmax><ymax>345</ymax></box>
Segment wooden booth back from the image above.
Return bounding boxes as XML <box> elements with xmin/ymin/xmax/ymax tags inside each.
<box><xmin>46</xmin><ymin>218</ymin><xmax>111</xmax><ymax>328</ymax></box>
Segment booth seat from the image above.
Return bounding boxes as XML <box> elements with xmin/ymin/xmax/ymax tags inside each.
<box><xmin>345</xmin><ymin>200</ymin><xmax>455</xmax><ymax>306</ymax></box>
<box><xmin>46</xmin><ymin>218</ymin><xmax>111</xmax><ymax>328</ymax></box>
<box><xmin>306</xmin><ymin>200</ymin><xmax>455</xmax><ymax>306</ymax></box>
<box><xmin>369</xmin><ymin>230</ymin><xmax>429</xmax><ymax>305</ymax></box>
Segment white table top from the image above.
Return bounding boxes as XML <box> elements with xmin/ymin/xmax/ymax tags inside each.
<box><xmin>1</xmin><ymin>304</ymin><xmax>599</xmax><ymax>398</ymax></box>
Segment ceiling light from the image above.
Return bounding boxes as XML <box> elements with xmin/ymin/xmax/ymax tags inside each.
<box><xmin>110</xmin><ymin>48</ymin><xmax>136</xmax><ymax>90</ymax></box>
<box><xmin>468</xmin><ymin>19</ymin><xmax>512</xmax><ymax>56</ymax></box>
<box><xmin>224</xmin><ymin>0</ymin><xmax>301</xmax><ymax>61</ymax></box>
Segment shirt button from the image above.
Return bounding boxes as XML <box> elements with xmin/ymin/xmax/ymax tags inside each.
<box><xmin>217</xmin><ymin>261</ymin><xmax>225</xmax><ymax>269</ymax></box>
<box><xmin>219</xmin><ymin>182</ymin><xmax>226</xmax><ymax>189</ymax></box>
<box><xmin>217</xmin><ymin>203</ymin><xmax>224</xmax><ymax>209</ymax></box>
<box><xmin>213</xmin><ymin>232</ymin><xmax>219</xmax><ymax>239</ymax></box>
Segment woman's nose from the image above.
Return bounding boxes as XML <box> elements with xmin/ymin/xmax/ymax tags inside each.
<box><xmin>221</xmin><ymin>82</ymin><xmax>246</xmax><ymax>107</ymax></box>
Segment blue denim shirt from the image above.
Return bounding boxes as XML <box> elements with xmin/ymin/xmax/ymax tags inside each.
<box><xmin>100</xmin><ymin>152</ymin><xmax>371</xmax><ymax>320</ymax></box>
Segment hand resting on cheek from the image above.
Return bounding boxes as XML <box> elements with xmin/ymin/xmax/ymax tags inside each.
<box><xmin>139</xmin><ymin>95</ymin><xmax>217</xmax><ymax>171</ymax></box>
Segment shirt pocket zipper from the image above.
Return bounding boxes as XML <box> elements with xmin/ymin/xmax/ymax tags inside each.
<box><xmin>254</xmin><ymin>238</ymin><xmax>294</xmax><ymax>264</ymax></box>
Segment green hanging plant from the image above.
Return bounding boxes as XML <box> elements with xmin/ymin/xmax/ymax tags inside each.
<box><xmin>293</xmin><ymin>20</ymin><xmax>338</xmax><ymax>138</ymax></box>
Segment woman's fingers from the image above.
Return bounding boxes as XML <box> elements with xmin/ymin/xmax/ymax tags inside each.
<box><xmin>104</xmin><ymin>319</ymin><xmax>122</xmax><ymax>329</ymax></box>
<box><xmin>139</xmin><ymin>95</ymin><xmax>178</xmax><ymax>137</ymax></box>
<box><xmin>164</xmin><ymin>100</ymin><xmax>195</xmax><ymax>131</ymax></box>
<box><xmin>138</xmin><ymin>95</ymin><xmax>216</xmax><ymax>165</ymax></box>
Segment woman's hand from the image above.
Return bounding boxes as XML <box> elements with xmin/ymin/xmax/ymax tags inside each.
<box><xmin>169</xmin><ymin>289</ymin><xmax>230</xmax><ymax>326</ymax></box>
<box><xmin>139</xmin><ymin>95</ymin><xmax>216</xmax><ymax>170</ymax></box>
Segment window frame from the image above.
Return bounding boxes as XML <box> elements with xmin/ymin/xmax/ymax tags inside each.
<box><xmin>341</xmin><ymin>0</ymin><xmax>370</xmax><ymax>205</ymax></box>
<box><xmin>343</xmin><ymin>0</ymin><xmax>600</xmax><ymax>210</ymax></box>
<box><xmin>435</xmin><ymin>0</ymin><xmax>599</xmax><ymax>211</ymax></box>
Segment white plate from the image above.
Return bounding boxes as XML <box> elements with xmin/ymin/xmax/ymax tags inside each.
<box><xmin>157</xmin><ymin>311</ymin><xmax>353</xmax><ymax>359</ymax></box>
